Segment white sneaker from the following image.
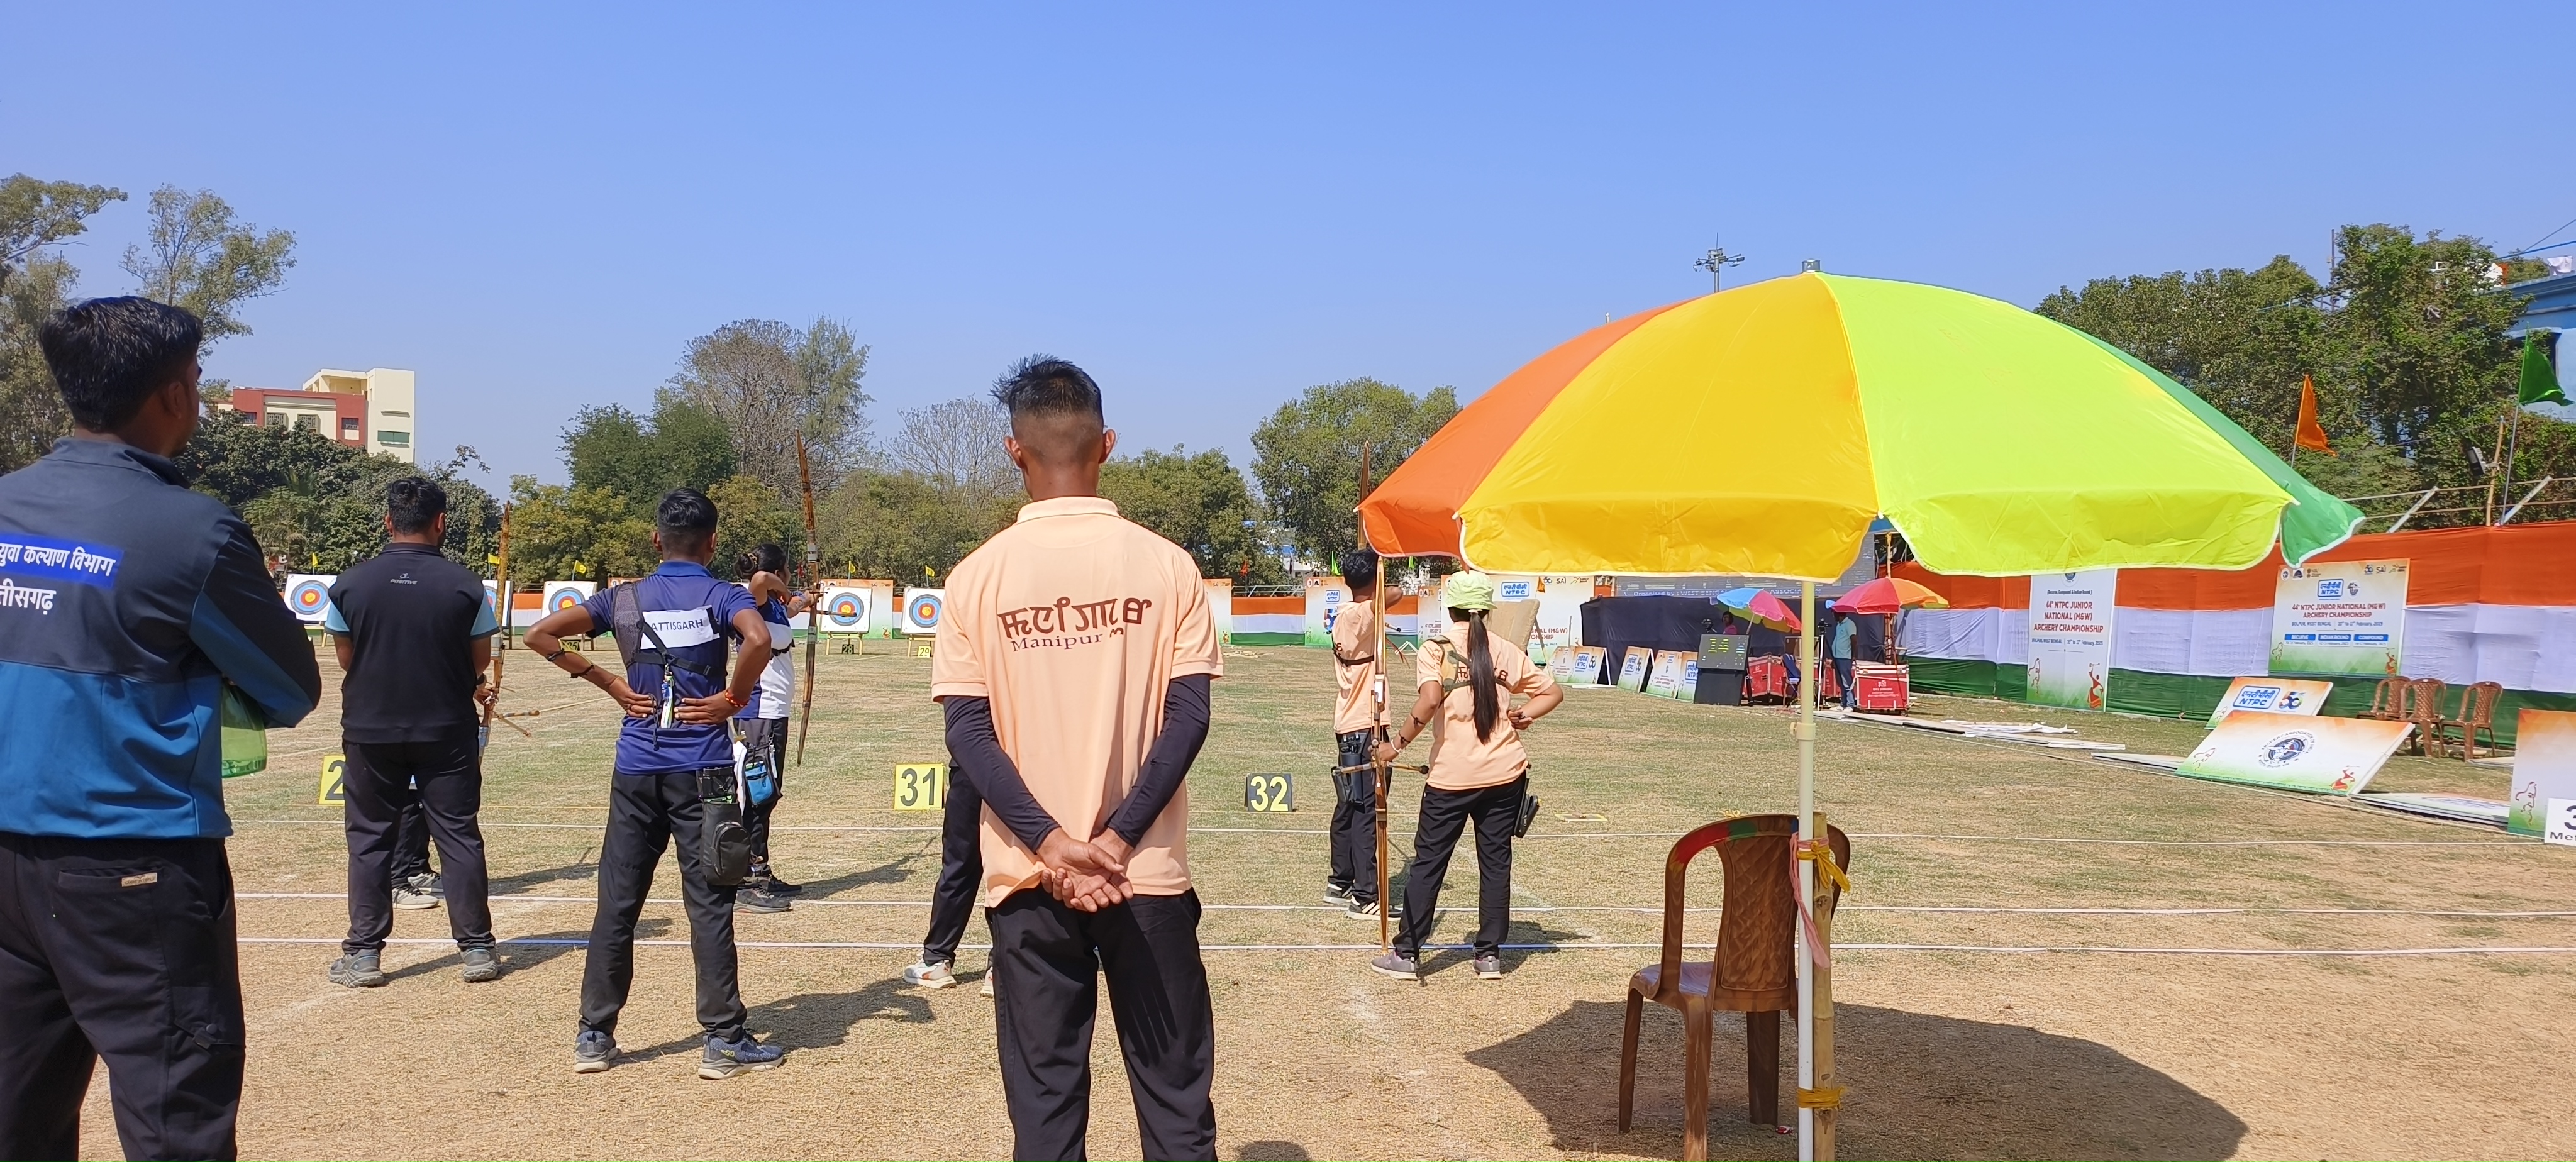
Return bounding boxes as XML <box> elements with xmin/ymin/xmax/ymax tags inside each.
<box><xmin>902</xmin><ymin>960</ymin><xmax>958</xmax><ymax>989</ymax></box>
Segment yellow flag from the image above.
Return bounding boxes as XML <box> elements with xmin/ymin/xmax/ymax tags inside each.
<box><xmin>573</xmin><ymin>560</ymin><xmax>592</xmax><ymax>577</ymax></box>
<box><xmin>308</xmin><ymin>553</ymin><xmax>319</xmax><ymax>568</ymax></box>
<box><xmin>486</xmin><ymin>554</ymin><xmax>501</xmax><ymax>565</ymax></box>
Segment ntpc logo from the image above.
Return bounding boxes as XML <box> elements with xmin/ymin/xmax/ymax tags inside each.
<box><xmin>2316</xmin><ymin>579</ymin><xmax>2348</xmax><ymax>600</ymax></box>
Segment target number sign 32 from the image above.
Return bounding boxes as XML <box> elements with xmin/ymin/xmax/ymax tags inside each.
<box><xmin>894</xmin><ymin>763</ymin><xmax>948</xmax><ymax>811</ymax></box>
<box><xmin>1242</xmin><ymin>772</ymin><xmax>1294</xmax><ymax>812</ymax></box>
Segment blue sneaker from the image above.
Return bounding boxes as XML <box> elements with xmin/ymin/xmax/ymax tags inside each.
<box><xmin>699</xmin><ymin>1033</ymin><xmax>784</xmax><ymax>1079</ymax></box>
<box><xmin>573</xmin><ymin>1029</ymin><xmax>617</xmax><ymax>1074</ymax></box>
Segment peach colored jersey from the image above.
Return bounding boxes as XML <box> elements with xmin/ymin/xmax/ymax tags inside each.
<box><xmin>1331</xmin><ymin>599</ymin><xmax>1384</xmax><ymax>736</ymax></box>
<box><xmin>931</xmin><ymin>496</ymin><xmax>1223</xmax><ymax>906</ymax></box>
<box><xmin>1413</xmin><ymin>620</ymin><xmax>1557</xmax><ymax>791</ymax></box>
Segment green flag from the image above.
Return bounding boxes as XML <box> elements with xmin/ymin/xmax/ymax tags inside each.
<box><xmin>2519</xmin><ymin>331</ymin><xmax>2570</xmax><ymax>408</ymax></box>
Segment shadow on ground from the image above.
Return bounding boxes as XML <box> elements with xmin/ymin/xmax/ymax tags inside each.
<box><xmin>1469</xmin><ymin>999</ymin><xmax>2246</xmax><ymax>1161</ymax></box>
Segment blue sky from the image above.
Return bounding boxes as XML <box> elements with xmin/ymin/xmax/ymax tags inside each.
<box><xmin>8</xmin><ymin>3</ymin><xmax>2569</xmax><ymax>487</ymax></box>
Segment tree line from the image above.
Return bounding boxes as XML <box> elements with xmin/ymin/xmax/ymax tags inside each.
<box><xmin>11</xmin><ymin>167</ymin><xmax>2565</xmax><ymax>575</ymax></box>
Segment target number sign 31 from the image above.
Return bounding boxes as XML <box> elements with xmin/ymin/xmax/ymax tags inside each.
<box><xmin>1242</xmin><ymin>772</ymin><xmax>1294</xmax><ymax>812</ymax></box>
<box><xmin>894</xmin><ymin>763</ymin><xmax>948</xmax><ymax>811</ymax></box>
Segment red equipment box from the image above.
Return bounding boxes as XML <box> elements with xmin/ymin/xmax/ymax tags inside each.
<box><xmin>1852</xmin><ymin>663</ymin><xmax>1909</xmax><ymax>713</ymax></box>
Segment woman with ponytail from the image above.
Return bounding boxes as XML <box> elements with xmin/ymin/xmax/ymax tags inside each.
<box><xmin>1370</xmin><ymin>570</ymin><xmax>1564</xmax><ymax>982</ymax></box>
<box><xmin>731</xmin><ymin>542</ymin><xmax>814</xmax><ymax>911</ymax></box>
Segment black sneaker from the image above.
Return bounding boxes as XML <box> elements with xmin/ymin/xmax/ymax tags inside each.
<box><xmin>763</xmin><ymin>873</ymin><xmax>802</xmax><ymax>897</ymax></box>
<box><xmin>407</xmin><ymin>872</ymin><xmax>446</xmax><ymax>898</ymax></box>
<box><xmin>328</xmin><ymin>950</ymin><xmax>387</xmax><ymax>988</ymax></box>
<box><xmin>735</xmin><ymin>884</ymin><xmax>791</xmax><ymax>914</ymax></box>
<box><xmin>574</xmin><ymin>1029</ymin><xmax>618</xmax><ymax>1074</ymax></box>
<box><xmin>1345</xmin><ymin>899</ymin><xmax>1382</xmax><ymax>921</ymax></box>
<box><xmin>460</xmin><ymin>946</ymin><xmax>502</xmax><ymax>983</ymax></box>
<box><xmin>699</xmin><ymin>1033</ymin><xmax>785</xmax><ymax>1080</ymax></box>
<box><xmin>1324</xmin><ymin>882</ymin><xmax>1354</xmax><ymax>904</ymax></box>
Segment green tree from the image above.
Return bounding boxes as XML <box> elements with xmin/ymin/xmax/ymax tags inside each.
<box><xmin>664</xmin><ymin>317</ymin><xmax>872</xmax><ymax>499</ymax></box>
<box><xmin>705</xmin><ymin>472</ymin><xmax>805</xmax><ymax>578</ymax></box>
<box><xmin>1100</xmin><ymin>445</ymin><xmax>1279</xmax><ymax>582</ymax></box>
<box><xmin>119</xmin><ymin>185</ymin><xmax>295</xmax><ymax>346</ymax></box>
<box><xmin>505</xmin><ymin>477</ymin><xmax>657</xmax><ymax>583</ymax></box>
<box><xmin>2324</xmin><ymin>225</ymin><xmax>2531</xmax><ymax>487</ymax></box>
<box><xmin>2038</xmin><ymin>255</ymin><xmax>2329</xmax><ymax>453</ymax></box>
<box><xmin>177</xmin><ymin>419</ymin><xmax>501</xmax><ymax>573</ymax></box>
<box><xmin>1249</xmin><ymin>377</ymin><xmax>1458</xmax><ymax>562</ymax></box>
<box><xmin>562</xmin><ymin>396</ymin><xmax>740</xmax><ymax>513</ymax></box>
<box><xmin>0</xmin><ymin>175</ymin><xmax>126</xmax><ymax>472</ymax></box>
<box><xmin>817</xmin><ymin>467</ymin><xmax>1015</xmax><ymax>582</ymax></box>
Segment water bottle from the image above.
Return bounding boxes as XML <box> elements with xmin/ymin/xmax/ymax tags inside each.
<box><xmin>219</xmin><ymin>685</ymin><xmax>268</xmax><ymax>778</ymax></box>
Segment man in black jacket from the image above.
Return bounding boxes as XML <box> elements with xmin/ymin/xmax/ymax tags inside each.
<box><xmin>323</xmin><ymin>476</ymin><xmax>502</xmax><ymax>987</ymax></box>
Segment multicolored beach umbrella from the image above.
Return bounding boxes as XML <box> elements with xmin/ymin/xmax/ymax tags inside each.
<box><xmin>1360</xmin><ymin>272</ymin><xmax>2361</xmax><ymax>578</ymax></box>
<box><xmin>1830</xmin><ymin>577</ymin><xmax>1948</xmax><ymax>616</ymax></box>
<box><xmin>1714</xmin><ymin>586</ymin><xmax>1802</xmax><ymax>633</ymax></box>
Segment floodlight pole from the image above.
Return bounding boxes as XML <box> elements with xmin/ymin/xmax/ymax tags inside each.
<box><xmin>1696</xmin><ymin>246</ymin><xmax>1745</xmax><ymax>293</ymax></box>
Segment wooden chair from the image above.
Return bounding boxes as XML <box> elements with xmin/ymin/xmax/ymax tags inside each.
<box><xmin>1620</xmin><ymin>814</ymin><xmax>1852</xmax><ymax>1160</ymax></box>
<box><xmin>2438</xmin><ymin>681</ymin><xmax>2505</xmax><ymax>760</ymax></box>
<box><xmin>2359</xmin><ymin>677</ymin><xmax>2410</xmax><ymax>721</ymax></box>
<box><xmin>2404</xmin><ymin>678</ymin><xmax>2449</xmax><ymax>757</ymax></box>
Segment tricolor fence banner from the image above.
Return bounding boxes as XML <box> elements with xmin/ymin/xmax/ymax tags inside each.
<box><xmin>1896</xmin><ymin>520</ymin><xmax>2576</xmax><ymax>744</ymax></box>
<box><xmin>2206</xmin><ymin>677</ymin><xmax>2335</xmax><ymax>728</ymax></box>
<box><xmin>2176</xmin><ymin>709</ymin><xmax>2413</xmax><ymax>795</ymax></box>
<box><xmin>1232</xmin><ymin>595</ymin><xmax>1303</xmax><ymax>645</ymax></box>
<box><xmin>284</xmin><ymin>574</ymin><xmax>335</xmax><ymax>622</ymax></box>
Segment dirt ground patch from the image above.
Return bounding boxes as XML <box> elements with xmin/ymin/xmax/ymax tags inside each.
<box><xmin>77</xmin><ymin>646</ymin><xmax>2576</xmax><ymax>1160</ymax></box>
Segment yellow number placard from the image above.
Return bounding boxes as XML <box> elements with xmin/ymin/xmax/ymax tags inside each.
<box><xmin>319</xmin><ymin>754</ymin><xmax>347</xmax><ymax>805</ymax></box>
<box><xmin>894</xmin><ymin>763</ymin><xmax>948</xmax><ymax>811</ymax></box>
<box><xmin>1242</xmin><ymin>772</ymin><xmax>1294</xmax><ymax>812</ymax></box>
<box><xmin>912</xmin><ymin>641</ymin><xmax>935</xmax><ymax>659</ymax></box>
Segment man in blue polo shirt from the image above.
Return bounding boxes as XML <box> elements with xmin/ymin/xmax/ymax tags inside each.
<box><xmin>523</xmin><ymin>489</ymin><xmax>785</xmax><ymax>1080</ymax></box>
<box><xmin>0</xmin><ymin>297</ymin><xmax>321</xmax><ymax>1160</ymax></box>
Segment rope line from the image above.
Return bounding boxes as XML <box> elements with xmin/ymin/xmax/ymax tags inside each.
<box><xmin>232</xmin><ymin>893</ymin><xmax>2576</xmax><ymax>919</ymax></box>
<box><xmin>231</xmin><ymin>935</ymin><xmax>2576</xmax><ymax>956</ymax></box>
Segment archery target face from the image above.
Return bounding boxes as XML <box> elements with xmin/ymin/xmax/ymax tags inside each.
<box><xmin>903</xmin><ymin>589</ymin><xmax>945</xmax><ymax>635</ymax></box>
<box><xmin>284</xmin><ymin>575</ymin><xmax>335</xmax><ymax>622</ymax></box>
<box><xmin>544</xmin><ymin>581</ymin><xmax>596</xmax><ymax>613</ymax></box>
<box><xmin>821</xmin><ymin>588</ymin><xmax>870</xmax><ymax>633</ymax></box>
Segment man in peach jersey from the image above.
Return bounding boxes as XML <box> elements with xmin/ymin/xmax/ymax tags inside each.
<box><xmin>931</xmin><ymin>357</ymin><xmax>1222</xmax><ymax>1162</ymax></box>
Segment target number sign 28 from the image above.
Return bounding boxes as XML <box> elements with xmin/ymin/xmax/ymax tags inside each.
<box><xmin>894</xmin><ymin>763</ymin><xmax>948</xmax><ymax>811</ymax></box>
<box><xmin>1242</xmin><ymin>772</ymin><xmax>1294</xmax><ymax>812</ymax></box>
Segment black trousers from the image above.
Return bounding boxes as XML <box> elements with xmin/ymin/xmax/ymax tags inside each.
<box><xmin>1328</xmin><ymin>729</ymin><xmax>1380</xmax><ymax>904</ymax></box>
<box><xmin>580</xmin><ymin>768</ymin><xmax>748</xmax><ymax>1041</ymax></box>
<box><xmin>921</xmin><ymin>766</ymin><xmax>984</xmax><ymax>966</ymax></box>
<box><xmin>987</xmin><ymin>890</ymin><xmax>1216</xmax><ymax>1162</ymax></box>
<box><xmin>343</xmin><ymin>736</ymin><xmax>492</xmax><ymax>953</ymax></box>
<box><xmin>1394</xmin><ymin>775</ymin><xmax>1526</xmax><ymax>959</ymax></box>
<box><xmin>0</xmin><ymin>832</ymin><xmax>243</xmax><ymax>1161</ymax></box>
<box><xmin>390</xmin><ymin>799</ymin><xmax>432</xmax><ymax>883</ymax></box>
<box><xmin>738</xmin><ymin>717</ymin><xmax>787</xmax><ymax>866</ymax></box>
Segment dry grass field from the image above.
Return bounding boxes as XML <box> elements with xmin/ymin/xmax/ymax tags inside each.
<box><xmin>75</xmin><ymin>644</ymin><xmax>2576</xmax><ymax>1160</ymax></box>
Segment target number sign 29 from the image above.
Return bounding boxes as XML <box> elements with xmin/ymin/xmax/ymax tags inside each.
<box><xmin>894</xmin><ymin>763</ymin><xmax>948</xmax><ymax>811</ymax></box>
<box><xmin>1242</xmin><ymin>772</ymin><xmax>1294</xmax><ymax>812</ymax></box>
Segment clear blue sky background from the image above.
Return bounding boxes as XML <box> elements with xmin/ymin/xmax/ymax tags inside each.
<box><xmin>8</xmin><ymin>3</ymin><xmax>2569</xmax><ymax>487</ymax></box>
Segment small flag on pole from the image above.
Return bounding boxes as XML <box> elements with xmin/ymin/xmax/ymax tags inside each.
<box><xmin>2295</xmin><ymin>375</ymin><xmax>2335</xmax><ymax>456</ymax></box>
<box><xmin>2520</xmin><ymin>331</ymin><xmax>2572</xmax><ymax>421</ymax></box>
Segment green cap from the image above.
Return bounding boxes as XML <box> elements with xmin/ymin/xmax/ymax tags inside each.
<box><xmin>1441</xmin><ymin>570</ymin><xmax>1497</xmax><ymax>612</ymax></box>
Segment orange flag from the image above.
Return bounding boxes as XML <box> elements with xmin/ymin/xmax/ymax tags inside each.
<box><xmin>2294</xmin><ymin>375</ymin><xmax>2334</xmax><ymax>456</ymax></box>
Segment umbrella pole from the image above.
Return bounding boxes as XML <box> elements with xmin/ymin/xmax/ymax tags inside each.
<box><xmin>1796</xmin><ymin>581</ymin><xmax>1821</xmax><ymax>1159</ymax></box>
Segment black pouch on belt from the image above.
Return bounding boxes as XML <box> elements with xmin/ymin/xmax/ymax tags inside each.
<box><xmin>696</xmin><ymin>766</ymin><xmax>752</xmax><ymax>887</ymax></box>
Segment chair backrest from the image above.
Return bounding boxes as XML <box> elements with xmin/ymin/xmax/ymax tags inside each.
<box><xmin>2368</xmin><ymin>677</ymin><xmax>2404</xmax><ymax>717</ymax></box>
<box><xmin>2407</xmin><ymin>678</ymin><xmax>2448</xmax><ymax>724</ymax></box>
<box><xmin>1657</xmin><ymin>814</ymin><xmax>1853</xmax><ymax>998</ymax></box>
<box><xmin>2466</xmin><ymin>681</ymin><xmax>2502</xmax><ymax>727</ymax></box>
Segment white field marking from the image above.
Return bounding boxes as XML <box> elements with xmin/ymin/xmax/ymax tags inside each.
<box><xmin>228</xmin><ymin>818</ymin><xmax>2531</xmax><ymax>846</ymax></box>
<box><xmin>231</xmin><ymin>936</ymin><xmax>2576</xmax><ymax>956</ymax></box>
<box><xmin>226</xmin><ymin>894</ymin><xmax>2576</xmax><ymax>919</ymax></box>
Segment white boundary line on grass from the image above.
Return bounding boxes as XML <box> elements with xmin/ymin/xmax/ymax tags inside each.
<box><xmin>228</xmin><ymin>819</ymin><xmax>2537</xmax><ymax>846</ymax></box>
<box><xmin>232</xmin><ymin>893</ymin><xmax>2576</xmax><ymax>919</ymax></box>
<box><xmin>233</xmin><ymin>935</ymin><xmax>2576</xmax><ymax>956</ymax></box>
